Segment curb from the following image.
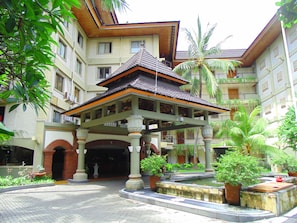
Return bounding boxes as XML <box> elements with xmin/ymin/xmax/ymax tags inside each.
<box><xmin>119</xmin><ymin>188</ymin><xmax>275</xmax><ymax>222</ymax></box>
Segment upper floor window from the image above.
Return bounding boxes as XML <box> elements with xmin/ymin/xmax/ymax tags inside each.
<box><xmin>53</xmin><ymin>110</ymin><xmax>61</xmax><ymax>123</ymax></box>
<box><xmin>55</xmin><ymin>73</ymin><xmax>64</xmax><ymax>92</ymax></box>
<box><xmin>97</xmin><ymin>67</ymin><xmax>111</xmax><ymax>79</ymax></box>
<box><xmin>74</xmin><ymin>87</ymin><xmax>80</xmax><ymax>103</ymax></box>
<box><xmin>58</xmin><ymin>40</ymin><xmax>66</xmax><ymax>59</ymax></box>
<box><xmin>76</xmin><ymin>59</ymin><xmax>82</xmax><ymax>75</ymax></box>
<box><xmin>131</xmin><ymin>41</ymin><xmax>145</xmax><ymax>53</ymax></box>
<box><xmin>77</xmin><ymin>32</ymin><xmax>84</xmax><ymax>48</ymax></box>
<box><xmin>98</xmin><ymin>42</ymin><xmax>112</xmax><ymax>54</ymax></box>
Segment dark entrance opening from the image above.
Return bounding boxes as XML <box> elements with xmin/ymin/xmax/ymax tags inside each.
<box><xmin>85</xmin><ymin>148</ymin><xmax>129</xmax><ymax>178</ymax></box>
<box><xmin>52</xmin><ymin>147</ymin><xmax>65</xmax><ymax>180</ymax></box>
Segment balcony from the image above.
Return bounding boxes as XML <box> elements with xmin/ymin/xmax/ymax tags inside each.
<box><xmin>217</xmin><ymin>98</ymin><xmax>260</xmax><ymax>108</ymax></box>
<box><xmin>217</xmin><ymin>77</ymin><xmax>257</xmax><ymax>86</ymax></box>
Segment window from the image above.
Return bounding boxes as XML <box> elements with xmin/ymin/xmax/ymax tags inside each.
<box><xmin>58</xmin><ymin>40</ymin><xmax>66</xmax><ymax>59</ymax></box>
<box><xmin>53</xmin><ymin>110</ymin><xmax>61</xmax><ymax>123</ymax></box>
<box><xmin>262</xmin><ymin>81</ymin><xmax>268</xmax><ymax>92</ymax></box>
<box><xmin>276</xmin><ymin>71</ymin><xmax>283</xmax><ymax>82</ymax></box>
<box><xmin>187</xmin><ymin>129</ymin><xmax>194</xmax><ymax>140</ymax></box>
<box><xmin>77</xmin><ymin>32</ymin><xmax>83</xmax><ymax>48</ymax></box>
<box><xmin>131</xmin><ymin>41</ymin><xmax>144</xmax><ymax>53</ymax></box>
<box><xmin>74</xmin><ymin>87</ymin><xmax>80</xmax><ymax>103</ymax></box>
<box><xmin>228</xmin><ymin>88</ymin><xmax>239</xmax><ymax>99</ymax></box>
<box><xmin>98</xmin><ymin>42</ymin><xmax>112</xmax><ymax>54</ymax></box>
<box><xmin>55</xmin><ymin>73</ymin><xmax>64</xmax><ymax>92</ymax></box>
<box><xmin>97</xmin><ymin>67</ymin><xmax>111</xmax><ymax>79</ymax></box>
<box><xmin>76</xmin><ymin>59</ymin><xmax>82</xmax><ymax>75</ymax></box>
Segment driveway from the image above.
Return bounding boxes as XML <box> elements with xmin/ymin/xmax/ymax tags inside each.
<box><xmin>0</xmin><ymin>179</ymin><xmax>296</xmax><ymax>223</ymax></box>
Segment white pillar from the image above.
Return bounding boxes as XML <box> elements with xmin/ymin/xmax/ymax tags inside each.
<box><xmin>202</xmin><ymin>125</ymin><xmax>213</xmax><ymax>172</ymax></box>
<box><xmin>72</xmin><ymin>128</ymin><xmax>88</xmax><ymax>182</ymax></box>
<box><xmin>125</xmin><ymin>115</ymin><xmax>144</xmax><ymax>190</ymax></box>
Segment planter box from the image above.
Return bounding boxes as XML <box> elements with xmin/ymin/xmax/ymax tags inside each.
<box><xmin>241</xmin><ymin>183</ymin><xmax>297</xmax><ymax>216</ymax></box>
<box><xmin>156</xmin><ymin>181</ymin><xmax>225</xmax><ymax>204</ymax></box>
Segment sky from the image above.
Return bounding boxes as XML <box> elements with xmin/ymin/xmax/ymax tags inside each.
<box><xmin>116</xmin><ymin>0</ymin><xmax>278</xmax><ymax>50</ymax></box>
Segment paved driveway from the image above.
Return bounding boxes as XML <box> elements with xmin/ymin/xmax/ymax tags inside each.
<box><xmin>0</xmin><ymin>180</ymin><xmax>296</xmax><ymax>223</ymax></box>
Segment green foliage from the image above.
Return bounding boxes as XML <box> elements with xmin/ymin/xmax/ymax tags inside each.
<box><xmin>173</xmin><ymin>16</ymin><xmax>241</xmax><ymax>102</ymax></box>
<box><xmin>216</xmin><ymin>106</ymin><xmax>276</xmax><ymax>155</ymax></box>
<box><xmin>215</xmin><ymin>151</ymin><xmax>263</xmax><ymax>186</ymax></box>
<box><xmin>0</xmin><ymin>168</ymin><xmax>53</xmax><ymax>187</ymax></box>
<box><xmin>0</xmin><ymin>0</ymin><xmax>81</xmax><ymax>114</ymax></box>
<box><xmin>278</xmin><ymin>106</ymin><xmax>297</xmax><ymax>151</ymax></box>
<box><xmin>269</xmin><ymin>149</ymin><xmax>288</xmax><ymax>166</ymax></box>
<box><xmin>276</xmin><ymin>0</ymin><xmax>297</xmax><ymax>28</ymax></box>
<box><xmin>101</xmin><ymin>0</ymin><xmax>129</xmax><ymax>12</ymax></box>
<box><xmin>140</xmin><ymin>154</ymin><xmax>167</xmax><ymax>177</ymax></box>
<box><xmin>284</xmin><ymin>155</ymin><xmax>297</xmax><ymax>172</ymax></box>
<box><xmin>268</xmin><ymin>148</ymin><xmax>297</xmax><ymax>172</ymax></box>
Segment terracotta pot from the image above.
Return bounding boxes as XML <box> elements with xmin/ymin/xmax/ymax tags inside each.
<box><xmin>288</xmin><ymin>172</ymin><xmax>297</xmax><ymax>177</ymax></box>
<box><xmin>224</xmin><ymin>183</ymin><xmax>242</xmax><ymax>206</ymax></box>
<box><xmin>149</xmin><ymin>175</ymin><xmax>161</xmax><ymax>191</ymax></box>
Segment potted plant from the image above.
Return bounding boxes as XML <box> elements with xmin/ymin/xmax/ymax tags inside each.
<box><xmin>215</xmin><ymin>150</ymin><xmax>263</xmax><ymax>205</ymax></box>
<box><xmin>283</xmin><ymin>155</ymin><xmax>297</xmax><ymax>176</ymax></box>
<box><xmin>269</xmin><ymin>150</ymin><xmax>288</xmax><ymax>173</ymax></box>
<box><xmin>140</xmin><ymin>154</ymin><xmax>167</xmax><ymax>191</ymax></box>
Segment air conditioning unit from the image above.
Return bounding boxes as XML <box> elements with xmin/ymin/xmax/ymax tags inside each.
<box><xmin>64</xmin><ymin>92</ymin><xmax>76</xmax><ymax>104</ymax></box>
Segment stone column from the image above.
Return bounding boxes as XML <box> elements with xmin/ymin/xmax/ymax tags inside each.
<box><xmin>72</xmin><ymin>128</ymin><xmax>88</xmax><ymax>182</ymax></box>
<box><xmin>125</xmin><ymin>115</ymin><xmax>144</xmax><ymax>190</ymax></box>
<box><xmin>202</xmin><ymin>125</ymin><xmax>213</xmax><ymax>172</ymax></box>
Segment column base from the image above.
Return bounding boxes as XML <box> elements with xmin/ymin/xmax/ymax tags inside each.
<box><xmin>71</xmin><ymin>170</ymin><xmax>88</xmax><ymax>183</ymax></box>
<box><xmin>125</xmin><ymin>174</ymin><xmax>144</xmax><ymax>190</ymax></box>
<box><xmin>205</xmin><ymin>168</ymin><xmax>214</xmax><ymax>172</ymax></box>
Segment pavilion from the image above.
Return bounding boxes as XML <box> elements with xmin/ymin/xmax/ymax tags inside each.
<box><xmin>64</xmin><ymin>48</ymin><xmax>229</xmax><ymax>190</ymax></box>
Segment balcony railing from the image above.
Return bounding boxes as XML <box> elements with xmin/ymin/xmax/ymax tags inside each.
<box><xmin>217</xmin><ymin>77</ymin><xmax>257</xmax><ymax>85</ymax></box>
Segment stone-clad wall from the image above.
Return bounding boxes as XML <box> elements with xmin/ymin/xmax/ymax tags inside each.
<box><xmin>156</xmin><ymin>181</ymin><xmax>226</xmax><ymax>204</ymax></box>
<box><xmin>241</xmin><ymin>186</ymin><xmax>297</xmax><ymax>216</ymax></box>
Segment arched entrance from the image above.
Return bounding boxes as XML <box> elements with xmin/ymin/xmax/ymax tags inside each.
<box><xmin>52</xmin><ymin>147</ymin><xmax>65</xmax><ymax>180</ymax></box>
<box><xmin>85</xmin><ymin>140</ymin><xmax>130</xmax><ymax>178</ymax></box>
<box><xmin>44</xmin><ymin>140</ymin><xmax>77</xmax><ymax>180</ymax></box>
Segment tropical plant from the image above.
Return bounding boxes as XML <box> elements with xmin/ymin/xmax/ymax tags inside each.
<box><xmin>173</xmin><ymin>16</ymin><xmax>241</xmax><ymax>102</ymax></box>
<box><xmin>0</xmin><ymin>0</ymin><xmax>127</xmax><ymax>139</ymax></box>
<box><xmin>216</xmin><ymin>106</ymin><xmax>276</xmax><ymax>155</ymax></box>
<box><xmin>140</xmin><ymin>154</ymin><xmax>167</xmax><ymax>177</ymax></box>
<box><xmin>215</xmin><ymin>150</ymin><xmax>263</xmax><ymax>186</ymax></box>
<box><xmin>276</xmin><ymin>0</ymin><xmax>297</xmax><ymax>28</ymax></box>
<box><xmin>283</xmin><ymin>154</ymin><xmax>297</xmax><ymax>173</ymax></box>
<box><xmin>278</xmin><ymin>106</ymin><xmax>297</xmax><ymax>151</ymax></box>
<box><xmin>173</xmin><ymin>16</ymin><xmax>241</xmax><ymax>167</ymax></box>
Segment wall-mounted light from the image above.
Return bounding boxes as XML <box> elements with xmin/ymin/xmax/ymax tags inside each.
<box><xmin>128</xmin><ymin>146</ymin><xmax>133</xmax><ymax>152</ymax></box>
<box><xmin>136</xmin><ymin>146</ymin><xmax>141</xmax><ymax>153</ymax></box>
<box><xmin>31</xmin><ymin>136</ymin><xmax>40</xmax><ymax>144</ymax></box>
<box><xmin>76</xmin><ymin>149</ymin><xmax>87</xmax><ymax>154</ymax></box>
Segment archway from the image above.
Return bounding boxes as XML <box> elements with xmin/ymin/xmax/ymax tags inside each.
<box><xmin>85</xmin><ymin>140</ymin><xmax>130</xmax><ymax>178</ymax></box>
<box><xmin>52</xmin><ymin>147</ymin><xmax>65</xmax><ymax>180</ymax></box>
<box><xmin>44</xmin><ymin>140</ymin><xmax>77</xmax><ymax>180</ymax></box>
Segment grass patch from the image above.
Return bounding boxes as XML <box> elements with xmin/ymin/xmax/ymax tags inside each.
<box><xmin>166</xmin><ymin>163</ymin><xmax>205</xmax><ymax>173</ymax></box>
<box><xmin>0</xmin><ymin>175</ymin><xmax>54</xmax><ymax>188</ymax></box>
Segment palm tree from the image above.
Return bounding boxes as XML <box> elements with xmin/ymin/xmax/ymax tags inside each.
<box><xmin>173</xmin><ymin>16</ymin><xmax>241</xmax><ymax>167</ymax></box>
<box><xmin>216</xmin><ymin>106</ymin><xmax>276</xmax><ymax>156</ymax></box>
<box><xmin>173</xmin><ymin>16</ymin><xmax>241</xmax><ymax>101</ymax></box>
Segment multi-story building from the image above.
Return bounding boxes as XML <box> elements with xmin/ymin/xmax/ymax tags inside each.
<box><xmin>0</xmin><ymin>2</ymin><xmax>296</xmax><ymax>181</ymax></box>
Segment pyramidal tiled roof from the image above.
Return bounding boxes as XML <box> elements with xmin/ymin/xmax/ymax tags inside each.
<box><xmin>98</xmin><ymin>48</ymin><xmax>188</xmax><ymax>87</ymax></box>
